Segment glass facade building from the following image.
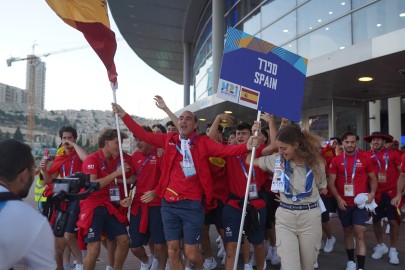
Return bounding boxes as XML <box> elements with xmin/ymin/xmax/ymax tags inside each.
<box><xmin>190</xmin><ymin>0</ymin><xmax>404</xmax><ymax>146</ymax></box>
<box><xmin>193</xmin><ymin>0</ymin><xmax>405</xmax><ymax>102</ymax></box>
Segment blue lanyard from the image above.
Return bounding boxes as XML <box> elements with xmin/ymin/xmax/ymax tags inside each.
<box><xmin>62</xmin><ymin>155</ymin><xmax>76</xmax><ymax>177</ymax></box>
<box><xmin>137</xmin><ymin>155</ymin><xmax>153</xmax><ymax>175</ymax></box>
<box><xmin>372</xmin><ymin>149</ymin><xmax>388</xmax><ymax>171</ymax></box>
<box><xmin>284</xmin><ymin>160</ymin><xmax>313</xmax><ymax>201</ymax></box>
<box><xmin>343</xmin><ymin>151</ymin><xmax>357</xmax><ymax>184</ymax></box>
<box><xmin>98</xmin><ymin>151</ymin><xmax>112</xmax><ymax>175</ymax></box>
<box><xmin>237</xmin><ymin>155</ymin><xmax>255</xmax><ymax>179</ymax></box>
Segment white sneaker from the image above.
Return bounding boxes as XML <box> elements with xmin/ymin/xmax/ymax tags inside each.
<box><xmin>72</xmin><ymin>264</ymin><xmax>83</xmax><ymax>270</ymax></box>
<box><xmin>140</xmin><ymin>255</ymin><xmax>153</xmax><ymax>270</ymax></box>
<box><xmin>346</xmin><ymin>261</ymin><xmax>356</xmax><ymax>270</ymax></box>
<box><xmin>314</xmin><ymin>260</ymin><xmax>319</xmax><ymax>269</ymax></box>
<box><xmin>265</xmin><ymin>246</ymin><xmax>273</xmax><ymax>261</ymax></box>
<box><xmin>323</xmin><ymin>236</ymin><xmax>336</xmax><ymax>253</ymax></box>
<box><xmin>271</xmin><ymin>247</ymin><xmax>281</xmax><ymax>265</ymax></box>
<box><xmin>105</xmin><ymin>266</ymin><xmax>113</xmax><ymax>270</ymax></box>
<box><xmin>165</xmin><ymin>262</ymin><xmax>170</xmax><ymax>270</ymax></box>
<box><xmin>249</xmin><ymin>253</ymin><xmax>256</xmax><ymax>266</ymax></box>
<box><xmin>150</xmin><ymin>258</ymin><xmax>158</xmax><ymax>270</ymax></box>
<box><xmin>371</xmin><ymin>243</ymin><xmax>388</xmax><ymax>259</ymax></box>
<box><xmin>217</xmin><ymin>245</ymin><xmax>225</xmax><ymax>258</ymax></box>
<box><xmin>243</xmin><ymin>263</ymin><xmax>254</xmax><ymax>270</ymax></box>
<box><xmin>203</xmin><ymin>257</ymin><xmax>217</xmax><ymax>270</ymax></box>
<box><xmin>215</xmin><ymin>235</ymin><xmax>221</xmax><ymax>243</ymax></box>
<box><xmin>221</xmin><ymin>255</ymin><xmax>225</xmax><ymax>265</ymax></box>
<box><xmin>389</xmin><ymin>248</ymin><xmax>399</xmax><ymax>264</ymax></box>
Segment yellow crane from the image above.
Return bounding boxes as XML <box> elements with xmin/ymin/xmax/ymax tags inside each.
<box><xmin>6</xmin><ymin>44</ymin><xmax>90</xmax><ymax>146</ymax></box>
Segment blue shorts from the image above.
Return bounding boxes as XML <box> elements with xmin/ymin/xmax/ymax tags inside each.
<box><xmin>65</xmin><ymin>200</ymin><xmax>80</xmax><ymax>234</ymax></box>
<box><xmin>204</xmin><ymin>199</ymin><xmax>224</xmax><ymax>228</ymax></box>
<box><xmin>222</xmin><ymin>204</ymin><xmax>266</xmax><ymax>244</ymax></box>
<box><xmin>129</xmin><ymin>206</ymin><xmax>165</xmax><ymax>248</ymax></box>
<box><xmin>85</xmin><ymin>206</ymin><xmax>128</xmax><ymax>243</ymax></box>
<box><xmin>263</xmin><ymin>192</ymin><xmax>279</xmax><ymax>228</ymax></box>
<box><xmin>338</xmin><ymin>206</ymin><xmax>369</xmax><ymax>228</ymax></box>
<box><xmin>373</xmin><ymin>193</ymin><xmax>397</xmax><ymax>222</ymax></box>
<box><xmin>161</xmin><ymin>199</ymin><xmax>204</xmax><ymax>244</ymax></box>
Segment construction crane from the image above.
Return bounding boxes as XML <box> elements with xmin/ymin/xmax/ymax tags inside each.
<box><xmin>6</xmin><ymin>43</ymin><xmax>90</xmax><ymax>146</ymax></box>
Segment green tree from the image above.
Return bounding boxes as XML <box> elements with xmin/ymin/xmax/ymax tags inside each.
<box><xmin>13</xmin><ymin>127</ymin><xmax>24</xmax><ymax>142</ymax></box>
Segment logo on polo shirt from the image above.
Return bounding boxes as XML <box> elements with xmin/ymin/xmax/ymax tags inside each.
<box><xmin>87</xmin><ymin>164</ymin><xmax>95</xmax><ymax>169</ymax></box>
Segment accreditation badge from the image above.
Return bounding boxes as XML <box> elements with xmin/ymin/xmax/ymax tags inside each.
<box><xmin>109</xmin><ymin>183</ymin><xmax>121</xmax><ymax>202</ymax></box>
<box><xmin>378</xmin><ymin>171</ymin><xmax>387</xmax><ymax>183</ymax></box>
<box><xmin>344</xmin><ymin>184</ymin><xmax>354</xmax><ymax>197</ymax></box>
<box><xmin>271</xmin><ymin>168</ymin><xmax>285</xmax><ymax>192</ymax></box>
<box><xmin>181</xmin><ymin>161</ymin><xmax>197</xmax><ymax>177</ymax></box>
<box><xmin>249</xmin><ymin>182</ymin><xmax>258</xmax><ymax>199</ymax></box>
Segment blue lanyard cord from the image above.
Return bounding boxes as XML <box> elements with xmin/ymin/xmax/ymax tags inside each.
<box><xmin>62</xmin><ymin>155</ymin><xmax>76</xmax><ymax>177</ymax></box>
<box><xmin>372</xmin><ymin>149</ymin><xmax>389</xmax><ymax>171</ymax></box>
<box><xmin>137</xmin><ymin>155</ymin><xmax>153</xmax><ymax>175</ymax></box>
<box><xmin>98</xmin><ymin>152</ymin><xmax>112</xmax><ymax>175</ymax></box>
<box><xmin>237</xmin><ymin>155</ymin><xmax>255</xmax><ymax>179</ymax></box>
<box><xmin>284</xmin><ymin>160</ymin><xmax>313</xmax><ymax>201</ymax></box>
<box><xmin>343</xmin><ymin>151</ymin><xmax>357</xmax><ymax>184</ymax></box>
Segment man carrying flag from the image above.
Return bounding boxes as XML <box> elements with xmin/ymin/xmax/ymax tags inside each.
<box><xmin>112</xmin><ymin>102</ymin><xmax>258</xmax><ymax>270</ymax></box>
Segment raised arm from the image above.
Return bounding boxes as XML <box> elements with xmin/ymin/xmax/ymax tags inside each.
<box><xmin>112</xmin><ymin>103</ymin><xmax>166</xmax><ymax>148</ymax></box>
<box><xmin>208</xmin><ymin>114</ymin><xmax>233</xmax><ymax>140</ymax></box>
<box><xmin>154</xmin><ymin>95</ymin><xmax>179</xmax><ymax>130</ymax></box>
<box><xmin>67</xmin><ymin>141</ymin><xmax>88</xmax><ymax>161</ymax></box>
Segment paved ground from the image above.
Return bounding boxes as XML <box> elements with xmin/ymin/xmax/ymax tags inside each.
<box><xmin>20</xmin><ymin>184</ymin><xmax>405</xmax><ymax>269</ymax></box>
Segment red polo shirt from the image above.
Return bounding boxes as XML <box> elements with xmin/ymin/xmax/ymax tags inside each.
<box><xmin>329</xmin><ymin>151</ymin><xmax>374</xmax><ymax>206</ymax></box>
<box><xmin>226</xmin><ymin>147</ymin><xmax>266</xmax><ymax>210</ymax></box>
<box><xmin>367</xmin><ymin>148</ymin><xmax>401</xmax><ymax>199</ymax></box>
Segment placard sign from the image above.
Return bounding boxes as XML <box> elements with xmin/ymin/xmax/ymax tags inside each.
<box><xmin>217</xmin><ymin>27</ymin><xmax>308</xmax><ymax>121</ymax></box>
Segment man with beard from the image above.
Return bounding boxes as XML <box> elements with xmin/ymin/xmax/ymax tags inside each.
<box><xmin>112</xmin><ymin>102</ymin><xmax>257</xmax><ymax>270</ymax></box>
<box><xmin>0</xmin><ymin>139</ymin><xmax>56</xmax><ymax>269</ymax></box>
<box><xmin>363</xmin><ymin>132</ymin><xmax>401</xmax><ymax>264</ymax></box>
<box><xmin>41</xmin><ymin>126</ymin><xmax>88</xmax><ymax>270</ymax></box>
<box><xmin>328</xmin><ymin>131</ymin><xmax>378</xmax><ymax>270</ymax></box>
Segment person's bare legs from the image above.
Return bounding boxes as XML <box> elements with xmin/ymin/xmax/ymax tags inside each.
<box><xmin>113</xmin><ymin>234</ymin><xmax>129</xmax><ymax>270</ymax></box>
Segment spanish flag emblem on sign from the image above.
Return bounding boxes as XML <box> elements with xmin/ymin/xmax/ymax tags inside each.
<box><xmin>240</xmin><ymin>87</ymin><xmax>259</xmax><ymax>105</ymax></box>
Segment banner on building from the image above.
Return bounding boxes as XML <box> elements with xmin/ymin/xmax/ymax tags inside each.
<box><xmin>217</xmin><ymin>27</ymin><xmax>308</xmax><ymax>121</ymax></box>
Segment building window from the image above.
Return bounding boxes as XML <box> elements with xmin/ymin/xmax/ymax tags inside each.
<box><xmin>298</xmin><ymin>16</ymin><xmax>351</xmax><ymax>59</ymax></box>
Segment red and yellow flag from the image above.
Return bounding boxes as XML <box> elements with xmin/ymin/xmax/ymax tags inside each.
<box><xmin>240</xmin><ymin>87</ymin><xmax>259</xmax><ymax>105</ymax></box>
<box><xmin>46</xmin><ymin>0</ymin><xmax>118</xmax><ymax>84</ymax></box>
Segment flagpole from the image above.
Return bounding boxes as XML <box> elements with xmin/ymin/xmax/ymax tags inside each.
<box><xmin>112</xmin><ymin>83</ymin><xmax>128</xmax><ymax>197</ymax></box>
<box><xmin>233</xmin><ymin>110</ymin><xmax>261</xmax><ymax>270</ymax></box>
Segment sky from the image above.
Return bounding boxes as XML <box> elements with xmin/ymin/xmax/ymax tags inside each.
<box><xmin>0</xmin><ymin>1</ymin><xmax>184</xmax><ymax>119</ymax></box>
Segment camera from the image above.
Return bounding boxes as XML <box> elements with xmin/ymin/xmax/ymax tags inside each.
<box><xmin>52</xmin><ymin>172</ymin><xmax>100</xmax><ymax>237</ymax></box>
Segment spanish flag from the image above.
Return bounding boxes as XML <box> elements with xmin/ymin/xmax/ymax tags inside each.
<box><xmin>240</xmin><ymin>87</ymin><xmax>259</xmax><ymax>105</ymax></box>
<box><xmin>46</xmin><ymin>0</ymin><xmax>118</xmax><ymax>85</ymax></box>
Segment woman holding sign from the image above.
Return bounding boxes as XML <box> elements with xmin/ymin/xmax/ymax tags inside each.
<box><xmin>247</xmin><ymin>123</ymin><xmax>327</xmax><ymax>270</ymax></box>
